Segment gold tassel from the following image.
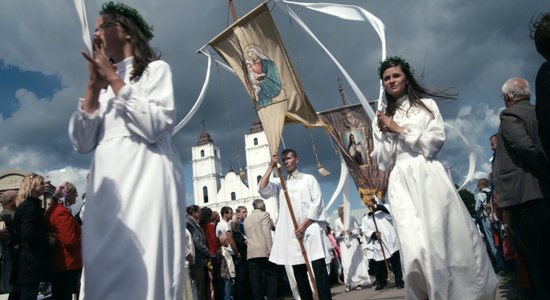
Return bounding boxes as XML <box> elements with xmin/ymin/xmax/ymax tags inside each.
<box><xmin>317</xmin><ymin>162</ymin><xmax>330</xmax><ymax>177</ymax></box>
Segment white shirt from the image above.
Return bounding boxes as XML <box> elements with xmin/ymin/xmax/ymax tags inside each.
<box><xmin>259</xmin><ymin>170</ymin><xmax>330</xmax><ymax>265</ymax></box>
<box><xmin>216</xmin><ymin>219</ymin><xmax>231</xmax><ymax>237</ymax></box>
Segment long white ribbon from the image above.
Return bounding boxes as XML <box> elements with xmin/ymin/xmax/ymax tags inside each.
<box><xmin>73</xmin><ymin>0</ymin><xmax>93</xmax><ymax>53</ymax></box>
<box><xmin>445</xmin><ymin>122</ymin><xmax>476</xmax><ymax>190</ymax></box>
<box><xmin>173</xmin><ymin>51</ymin><xmax>213</xmax><ymax>135</ymax></box>
<box><xmin>276</xmin><ymin>0</ymin><xmax>387</xmax><ymax>119</ymax></box>
<box><xmin>325</xmin><ymin>155</ymin><xmax>348</xmax><ymax>211</ymax></box>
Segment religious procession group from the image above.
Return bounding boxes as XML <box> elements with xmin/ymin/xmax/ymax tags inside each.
<box><xmin>2</xmin><ymin>0</ymin><xmax>550</xmax><ymax>299</ymax></box>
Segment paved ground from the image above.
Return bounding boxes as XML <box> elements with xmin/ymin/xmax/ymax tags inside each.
<box><xmin>328</xmin><ymin>274</ymin><xmax>512</xmax><ymax>300</ymax></box>
<box><xmin>0</xmin><ymin>274</ymin><xmax>515</xmax><ymax>299</ymax></box>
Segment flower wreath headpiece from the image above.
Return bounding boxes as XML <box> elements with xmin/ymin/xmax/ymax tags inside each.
<box><xmin>378</xmin><ymin>56</ymin><xmax>414</xmax><ymax>78</ymax></box>
<box><xmin>100</xmin><ymin>1</ymin><xmax>154</xmax><ymax>41</ymax></box>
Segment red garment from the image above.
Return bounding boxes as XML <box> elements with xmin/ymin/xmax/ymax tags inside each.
<box><xmin>45</xmin><ymin>201</ymin><xmax>83</xmax><ymax>271</ymax></box>
<box><xmin>201</xmin><ymin>222</ymin><xmax>218</xmax><ymax>257</ymax></box>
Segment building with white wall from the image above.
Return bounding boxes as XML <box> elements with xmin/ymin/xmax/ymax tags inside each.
<box><xmin>191</xmin><ymin>120</ymin><xmax>278</xmax><ymax>219</ymax></box>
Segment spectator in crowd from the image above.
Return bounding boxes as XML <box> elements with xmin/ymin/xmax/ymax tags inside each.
<box><xmin>362</xmin><ymin>197</ymin><xmax>403</xmax><ymax>291</ymax></box>
<box><xmin>244</xmin><ymin>199</ymin><xmax>277</xmax><ymax>300</ymax></box>
<box><xmin>45</xmin><ymin>182</ymin><xmax>82</xmax><ymax>300</ymax></box>
<box><xmin>230</xmin><ymin>216</ymin><xmax>250</xmax><ymax>300</ymax></box>
<box><xmin>187</xmin><ymin>205</ymin><xmax>211</xmax><ymax>300</ymax></box>
<box><xmin>235</xmin><ymin>206</ymin><xmax>247</xmax><ymax>235</ymax></box>
<box><xmin>532</xmin><ymin>12</ymin><xmax>550</xmax><ymax>157</ymax></box>
<box><xmin>184</xmin><ymin>228</ymin><xmax>196</xmax><ymax>300</ymax></box>
<box><xmin>218</xmin><ymin>234</ymin><xmax>235</xmax><ymax>300</ymax></box>
<box><xmin>325</xmin><ymin>225</ymin><xmax>343</xmax><ymax>285</ymax></box>
<box><xmin>475</xmin><ymin>178</ymin><xmax>504</xmax><ymax>272</ymax></box>
<box><xmin>0</xmin><ymin>190</ymin><xmax>18</xmax><ymax>298</ymax></box>
<box><xmin>334</xmin><ymin>204</ymin><xmax>370</xmax><ymax>292</ymax></box>
<box><xmin>493</xmin><ymin>77</ymin><xmax>550</xmax><ymax>299</ymax></box>
<box><xmin>216</xmin><ymin>207</ymin><xmax>239</xmax><ymax>259</ymax></box>
<box><xmin>13</xmin><ymin>174</ymin><xmax>53</xmax><ymax>300</ymax></box>
<box><xmin>200</xmin><ymin>206</ymin><xmax>218</xmax><ymax>300</ymax></box>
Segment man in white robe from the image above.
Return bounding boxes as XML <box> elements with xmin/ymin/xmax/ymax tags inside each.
<box><xmin>259</xmin><ymin>149</ymin><xmax>331</xmax><ymax>300</ymax></box>
<box><xmin>334</xmin><ymin>205</ymin><xmax>371</xmax><ymax>292</ymax></box>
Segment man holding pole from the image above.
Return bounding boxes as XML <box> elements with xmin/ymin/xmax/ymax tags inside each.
<box><xmin>259</xmin><ymin>149</ymin><xmax>332</xmax><ymax>300</ymax></box>
<box><xmin>362</xmin><ymin>197</ymin><xmax>404</xmax><ymax>290</ymax></box>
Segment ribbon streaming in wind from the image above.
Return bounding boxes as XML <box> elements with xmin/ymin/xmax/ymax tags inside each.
<box><xmin>73</xmin><ymin>0</ymin><xmax>93</xmax><ymax>54</ymax></box>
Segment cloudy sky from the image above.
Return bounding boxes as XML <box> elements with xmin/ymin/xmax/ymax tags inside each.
<box><xmin>0</xmin><ymin>0</ymin><xmax>547</xmax><ymax>213</ymax></box>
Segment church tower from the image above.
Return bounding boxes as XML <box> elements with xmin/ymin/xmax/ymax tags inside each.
<box><xmin>244</xmin><ymin>120</ymin><xmax>271</xmax><ymax>195</ymax></box>
<box><xmin>244</xmin><ymin>120</ymin><xmax>278</xmax><ymax>216</ymax></box>
<box><xmin>191</xmin><ymin>129</ymin><xmax>222</xmax><ymax>206</ymax></box>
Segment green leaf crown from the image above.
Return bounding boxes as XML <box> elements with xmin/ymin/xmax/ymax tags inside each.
<box><xmin>100</xmin><ymin>1</ymin><xmax>154</xmax><ymax>41</ymax></box>
<box><xmin>378</xmin><ymin>56</ymin><xmax>414</xmax><ymax>78</ymax></box>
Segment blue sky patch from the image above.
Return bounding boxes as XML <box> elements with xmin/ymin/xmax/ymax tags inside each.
<box><xmin>0</xmin><ymin>61</ymin><xmax>61</xmax><ymax>118</ymax></box>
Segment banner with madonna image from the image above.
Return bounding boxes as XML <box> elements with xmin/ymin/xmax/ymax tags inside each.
<box><xmin>319</xmin><ymin>103</ymin><xmax>388</xmax><ymax>202</ymax></box>
<box><xmin>208</xmin><ymin>2</ymin><xmax>324</xmax><ymax>155</ymax></box>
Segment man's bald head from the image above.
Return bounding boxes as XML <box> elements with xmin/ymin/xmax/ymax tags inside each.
<box><xmin>0</xmin><ymin>190</ymin><xmax>17</xmax><ymax>209</ymax></box>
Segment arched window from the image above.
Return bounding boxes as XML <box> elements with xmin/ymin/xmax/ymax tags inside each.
<box><xmin>203</xmin><ymin>186</ymin><xmax>208</xmax><ymax>203</ymax></box>
<box><xmin>200</xmin><ymin>150</ymin><xmax>205</xmax><ymax>157</ymax></box>
<box><xmin>257</xmin><ymin>175</ymin><xmax>262</xmax><ymax>183</ymax></box>
<box><xmin>230</xmin><ymin>192</ymin><xmax>236</xmax><ymax>201</ymax></box>
<box><xmin>253</xmin><ymin>138</ymin><xmax>258</xmax><ymax>145</ymax></box>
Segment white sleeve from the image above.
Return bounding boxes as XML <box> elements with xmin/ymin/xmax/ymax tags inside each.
<box><xmin>370</xmin><ymin>117</ymin><xmax>398</xmax><ymax>171</ymax></box>
<box><xmin>397</xmin><ymin>99</ymin><xmax>445</xmax><ymax>158</ymax></box>
<box><xmin>68</xmin><ymin>99</ymin><xmax>102</xmax><ymax>154</ymax></box>
<box><xmin>306</xmin><ymin>176</ymin><xmax>325</xmax><ymax>221</ymax></box>
<box><xmin>259</xmin><ymin>180</ymin><xmax>279</xmax><ymax>199</ymax></box>
<box><xmin>113</xmin><ymin>61</ymin><xmax>176</xmax><ymax>143</ymax></box>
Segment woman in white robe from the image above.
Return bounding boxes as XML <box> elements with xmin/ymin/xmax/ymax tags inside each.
<box><xmin>333</xmin><ymin>205</ymin><xmax>370</xmax><ymax>291</ymax></box>
<box><xmin>68</xmin><ymin>2</ymin><xmax>185</xmax><ymax>299</ymax></box>
<box><xmin>371</xmin><ymin>56</ymin><xmax>497</xmax><ymax>300</ymax></box>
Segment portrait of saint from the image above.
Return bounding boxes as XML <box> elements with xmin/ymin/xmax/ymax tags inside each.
<box><xmin>342</xmin><ymin>129</ymin><xmax>369</xmax><ymax>166</ymax></box>
<box><xmin>244</xmin><ymin>46</ymin><xmax>282</xmax><ymax>108</ymax></box>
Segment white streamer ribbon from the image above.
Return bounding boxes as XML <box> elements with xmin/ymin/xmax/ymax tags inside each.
<box><xmin>276</xmin><ymin>0</ymin><xmax>387</xmax><ymax>119</ymax></box>
<box><xmin>172</xmin><ymin>50</ymin><xmax>237</xmax><ymax>135</ymax></box>
<box><xmin>173</xmin><ymin>50</ymin><xmax>213</xmax><ymax>135</ymax></box>
<box><xmin>73</xmin><ymin>0</ymin><xmax>93</xmax><ymax>53</ymax></box>
<box><xmin>444</xmin><ymin>122</ymin><xmax>476</xmax><ymax>190</ymax></box>
<box><xmin>325</xmin><ymin>155</ymin><xmax>348</xmax><ymax>211</ymax></box>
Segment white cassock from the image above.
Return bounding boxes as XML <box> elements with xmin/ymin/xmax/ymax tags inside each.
<box><xmin>334</xmin><ymin>217</ymin><xmax>371</xmax><ymax>287</ymax></box>
<box><xmin>370</xmin><ymin>96</ymin><xmax>498</xmax><ymax>300</ymax></box>
<box><xmin>361</xmin><ymin>205</ymin><xmax>400</xmax><ymax>262</ymax></box>
<box><xmin>259</xmin><ymin>170</ymin><xmax>330</xmax><ymax>265</ymax></box>
<box><xmin>69</xmin><ymin>57</ymin><xmax>185</xmax><ymax>300</ymax></box>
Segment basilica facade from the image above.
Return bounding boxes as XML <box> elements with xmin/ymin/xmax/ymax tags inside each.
<box><xmin>191</xmin><ymin>120</ymin><xmax>278</xmax><ymax>219</ymax></box>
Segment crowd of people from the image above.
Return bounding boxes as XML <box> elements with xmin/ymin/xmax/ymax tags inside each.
<box><xmin>0</xmin><ymin>176</ymin><xmax>83</xmax><ymax>300</ymax></box>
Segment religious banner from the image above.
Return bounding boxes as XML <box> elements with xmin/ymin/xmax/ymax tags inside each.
<box><xmin>319</xmin><ymin>103</ymin><xmax>388</xmax><ymax>201</ymax></box>
<box><xmin>208</xmin><ymin>2</ymin><xmax>324</xmax><ymax>154</ymax></box>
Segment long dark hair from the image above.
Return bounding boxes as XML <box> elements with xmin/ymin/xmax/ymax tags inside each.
<box><xmin>379</xmin><ymin>56</ymin><xmax>456</xmax><ymax>118</ymax></box>
<box><xmin>108</xmin><ymin>13</ymin><xmax>159</xmax><ymax>81</ymax></box>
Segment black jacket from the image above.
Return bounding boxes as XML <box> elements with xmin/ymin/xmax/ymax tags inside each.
<box><xmin>13</xmin><ymin>197</ymin><xmax>50</xmax><ymax>284</ymax></box>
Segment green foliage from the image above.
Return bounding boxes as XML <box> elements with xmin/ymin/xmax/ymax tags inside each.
<box><xmin>458</xmin><ymin>188</ymin><xmax>476</xmax><ymax>218</ymax></box>
<box><xmin>378</xmin><ymin>56</ymin><xmax>415</xmax><ymax>78</ymax></box>
<box><xmin>100</xmin><ymin>1</ymin><xmax>154</xmax><ymax>40</ymax></box>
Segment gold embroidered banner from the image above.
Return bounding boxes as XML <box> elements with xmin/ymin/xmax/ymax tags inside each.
<box><xmin>209</xmin><ymin>2</ymin><xmax>324</xmax><ymax>155</ymax></box>
<box><xmin>319</xmin><ymin>103</ymin><xmax>388</xmax><ymax>201</ymax></box>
